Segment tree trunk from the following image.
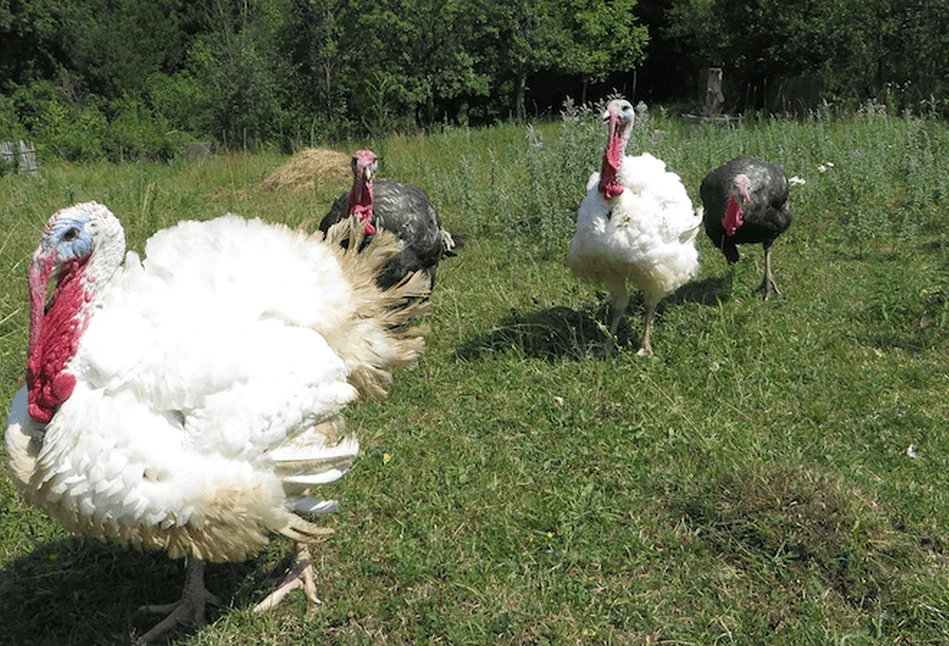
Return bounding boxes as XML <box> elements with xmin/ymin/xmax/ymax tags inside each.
<box><xmin>426</xmin><ymin>74</ymin><xmax>436</xmax><ymax>124</ymax></box>
<box><xmin>580</xmin><ymin>78</ymin><xmax>588</xmax><ymax>105</ymax></box>
<box><xmin>515</xmin><ymin>72</ymin><xmax>527</xmax><ymax>122</ymax></box>
<box><xmin>323</xmin><ymin>62</ymin><xmax>333</xmax><ymax>110</ymax></box>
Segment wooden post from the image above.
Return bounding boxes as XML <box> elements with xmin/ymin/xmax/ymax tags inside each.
<box><xmin>18</xmin><ymin>140</ymin><xmax>38</xmax><ymax>175</ymax></box>
<box><xmin>0</xmin><ymin>141</ymin><xmax>13</xmax><ymax>173</ymax></box>
<box><xmin>701</xmin><ymin>67</ymin><xmax>725</xmax><ymax>116</ymax></box>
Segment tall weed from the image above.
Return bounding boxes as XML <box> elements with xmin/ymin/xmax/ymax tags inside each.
<box><xmin>477</xmin><ymin>99</ymin><xmax>949</xmax><ymax>258</ymax></box>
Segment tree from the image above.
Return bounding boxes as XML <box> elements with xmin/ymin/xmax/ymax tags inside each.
<box><xmin>67</xmin><ymin>0</ymin><xmax>200</xmax><ymax>100</ymax></box>
<box><xmin>276</xmin><ymin>0</ymin><xmax>351</xmax><ymax>135</ymax></box>
<box><xmin>395</xmin><ymin>0</ymin><xmax>492</xmax><ymax>125</ymax></box>
<box><xmin>558</xmin><ymin>0</ymin><xmax>648</xmax><ymax>104</ymax></box>
<box><xmin>0</xmin><ymin>0</ymin><xmax>73</xmax><ymax>91</ymax></box>
<box><xmin>176</xmin><ymin>0</ymin><xmax>288</xmax><ymax>146</ymax></box>
<box><xmin>489</xmin><ymin>0</ymin><xmax>568</xmax><ymax>121</ymax></box>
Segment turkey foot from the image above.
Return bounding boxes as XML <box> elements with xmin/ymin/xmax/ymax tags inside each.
<box><xmin>754</xmin><ymin>246</ymin><xmax>780</xmax><ymax>300</ymax></box>
<box><xmin>253</xmin><ymin>543</ymin><xmax>320</xmax><ymax>616</ymax></box>
<box><xmin>136</xmin><ymin>560</ymin><xmax>219</xmax><ymax>644</ymax></box>
<box><xmin>755</xmin><ymin>274</ymin><xmax>781</xmax><ymax>300</ymax></box>
<box><xmin>635</xmin><ymin>303</ymin><xmax>656</xmax><ymax>357</ymax></box>
<box><xmin>596</xmin><ymin>334</ymin><xmax>618</xmax><ymax>358</ymax></box>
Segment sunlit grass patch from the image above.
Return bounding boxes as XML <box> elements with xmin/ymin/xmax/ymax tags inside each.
<box><xmin>2</xmin><ymin>105</ymin><xmax>949</xmax><ymax>643</ymax></box>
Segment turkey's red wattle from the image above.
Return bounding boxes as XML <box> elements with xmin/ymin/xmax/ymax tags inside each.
<box><xmin>27</xmin><ymin>256</ymin><xmax>91</xmax><ymax>423</ymax></box>
<box><xmin>722</xmin><ymin>194</ymin><xmax>744</xmax><ymax>236</ymax></box>
<box><xmin>598</xmin><ymin>114</ymin><xmax>627</xmax><ymax>201</ymax></box>
<box><xmin>348</xmin><ymin>181</ymin><xmax>376</xmax><ymax>235</ymax></box>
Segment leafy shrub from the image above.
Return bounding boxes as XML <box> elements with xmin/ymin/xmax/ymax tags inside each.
<box><xmin>12</xmin><ymin>80</ymin><xmax>107</xmax><ymax>162</ymax></box>
<box><xmin>147</xmin><ymin>71</ymin><xmax>214</xmax><ymax>138</ymax></box>
<box><xmin>39</xmin><ymin>101</ymin><xmax>108</xmax><ymax>163</ymax></box>
<box><xmin>101</xmin><ymin>99</ymin><xmax>179</xmax><ymax>162</ymax></box>
<box><xmin>0</xmin><ymin>94</ymin><xmax>23</xmax><ymax>141</ymax></box>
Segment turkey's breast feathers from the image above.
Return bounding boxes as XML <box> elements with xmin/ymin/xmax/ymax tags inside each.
<box><xmin>701</xmin><ymin>156</ymin><xmax>793</xmax><ymax>253</ymax></box>
<box><xmin>7</xmin><ymin>215</ymin><xmax>368</xmax><ymax>561</ymax></box>
<box><xmin>568</xmin><ymin>153</ymin><xmax>701</xmax><ymax>302</ymax></box>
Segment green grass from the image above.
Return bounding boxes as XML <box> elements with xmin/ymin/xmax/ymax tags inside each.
<box><xmin>3</xmin><ymin>103</ymin><xmax>949</xmax><ymax>644</ymax></box>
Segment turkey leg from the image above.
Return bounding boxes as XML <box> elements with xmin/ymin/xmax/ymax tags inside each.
<box><xmin>755</xmin><ymin>245</ymin><xmax>780</xmax><ymax>300</ymax></box>
<box><xmin>637</xmin><ymin>303</ymin><xmax>656</xmax><ymax>357</ymax></box>
<box><xmin>601</xmin><ymin>283</ymin><xmax>630</xmax><ymax>357</ymax></box>
<box><xmin>137</xmin><ymin>559</ymin><xmax>219</xmax><ymax>644</ymax></box>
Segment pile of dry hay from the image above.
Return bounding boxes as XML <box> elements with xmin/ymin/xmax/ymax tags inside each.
<box><xmin>256</xmin><ymin>147</ymin><xmax>352</xmax><ymax>194</ymax></box>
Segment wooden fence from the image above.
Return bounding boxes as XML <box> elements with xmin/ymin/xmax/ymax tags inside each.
<box><xmin>0</xmin><ymin>140</ymin><xmax>39</xmax><ymax>175</ymax></box>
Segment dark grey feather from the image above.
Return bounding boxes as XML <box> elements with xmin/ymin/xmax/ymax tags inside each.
<box><xmin>319</xmin><ymin>179</ymin><xmax>458</xmax><ymax>289</ymax></box>
<box><xmin>700</xmin><ymin>155</ymin><xmax>794</xmax><ymax>263</ymax></box>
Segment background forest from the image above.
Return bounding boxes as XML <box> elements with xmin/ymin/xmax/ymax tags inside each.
<box><xmin>1</xmin><ymin>0</ymin><xmax>949</xmax><ymax>161</ymax></box>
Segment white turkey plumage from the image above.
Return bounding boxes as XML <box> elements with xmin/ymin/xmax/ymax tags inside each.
<box><xmin>567</xmin><ymin>99</ymin><xmax>702</xmax><ymax>356</ymax></box>
<box><xmin>5</xmin><ymin>202</ymin><xmax>429</xmax><ymax>642</ymax></box>
<box><xmin>319</xmin><ymin>149</ymin><xmax>460</xmax><ymax>289</ymax></box>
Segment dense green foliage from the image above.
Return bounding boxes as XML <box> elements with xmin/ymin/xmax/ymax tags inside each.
<box><xmin>667</xmin><ymin>0</ymin><xmax>949</xmax><ymax>114</ymax></box>
<box><xmin>0</xmin><ymin>0</ymin><xmax>648</xmax><ymax>156</ymax></box>
<box><xmin>2</xmin><ymin>0</ymin><xmax>948</xmax><ymax>162</ymax></box>
<box><xmin>3</xmin><ymin>106</ymin><xmax>949</xmax><ymax>643</ymax></box>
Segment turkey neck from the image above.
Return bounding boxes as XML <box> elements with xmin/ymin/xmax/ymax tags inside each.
<box><xmin>348</xmin><ymin>179</ymin><xmax>376</xmax><ymax>235</ymax></box>
<box><xmin>27</xmin><ymin>222</ymin><xmax>125</xmax><ymax>424</ymax></box>
<box><xmin>598</xmin><ymin>114</ymin><xmax>631</xmax><ymax>201</ymax></box>
<box><xmin>723</xmin><ymin>195</ymin><xmax>744</xmax><ymax>236</ymax></box>
<box><xmin>722</xmin><ymin>175</ymin><xmax>751</xmax><ymax>236</ymax></box>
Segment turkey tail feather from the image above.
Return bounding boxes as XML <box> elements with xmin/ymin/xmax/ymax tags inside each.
<box><xmin>272</xmin><ymin>420</ymin><xmax>358</xmax><ymax>542</ymax></box>
<box><xmin>323</xmin><ymin>219</ymin><xmax>430</xmax><ymax>401</ymax></box>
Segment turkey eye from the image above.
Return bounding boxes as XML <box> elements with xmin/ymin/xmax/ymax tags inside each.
<box><xmin>63</xmin><ymin>228</ymin><xmax>79</xmax><ymax>242</ymax></box>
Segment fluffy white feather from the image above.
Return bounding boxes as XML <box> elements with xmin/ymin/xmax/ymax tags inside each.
<box><xmin>568</xmin><ymin>100</ymin><xmax>700</xmax><ymax>356</ymax></box>
<box><xmin>6</xmin><ymin>202</ymin><xmax>429</xmax><ymax>642</ymax></box>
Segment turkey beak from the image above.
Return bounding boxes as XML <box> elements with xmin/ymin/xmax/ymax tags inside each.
<box><xmin>30</xmin><ymin>245</ymin><xmax>59</xmax><ymax>288</ymax></box>
<box><xmin>28</xmin><ymin>248</ymin><xmax>57</xmax><ymax>350</ymax></box>
<box><xmin>363</xmin><ymin>165</ymin><xmax>374</xmax><ymax>183</ymax></box>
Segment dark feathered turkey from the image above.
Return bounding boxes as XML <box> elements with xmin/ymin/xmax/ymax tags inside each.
<box><xmin>319</xmin><ymin>150</ymin><xmax>459</xmax><ymax>289</ymax></box>
<box><xmin>700</xmin><ymin>155</ymin><xmax>794</xmax><ymax>299</ymax></box>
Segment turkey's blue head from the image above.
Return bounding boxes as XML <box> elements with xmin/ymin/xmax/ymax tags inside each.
<box><xmin>722</xmin><ymin>174</ymin><xmax>751</xmax><ymax>236</ymax></box>
<box><xmin>598</xmin><ymin>99</ymin><xmax>635</xmax><ymax>200</ymax></box>
<box><xmin>27</xmin><ymin>202</ymin><xmax>125</xmax><ymax>423</ymax></box>
<box><xmin>347</xmin><ymin>150</ymin><xmax>379</xmax><ymax>235</ymax></box>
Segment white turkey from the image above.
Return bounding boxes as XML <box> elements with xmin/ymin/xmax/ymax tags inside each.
<box><xmin>567</xmin><ymin>98</ymin><xmax>702</xmax><ymax>356</ymax></box>
<box><xmin>700</xmin><ymin>155</ymin><xmax>794</xmax><ymax>300</ymax></box>
<box><xmin>5</xmin><ymin>202</ymin><xmax>430</xmax><ymax>643</ymax></box>
<box><xmin>319</xmin><ymin>149</ymin><xmax>460</xmax><ymax>289</ymax></box>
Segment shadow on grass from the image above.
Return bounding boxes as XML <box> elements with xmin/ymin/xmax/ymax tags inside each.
<box><xmin>454</xmin><ymin>305</ymin><xmax>610</xmax><ymax>361</ymax></box>
<box><xmin>454</xmin><ymin>277</ymin><xmax>731</xmax><ymax>362</ymax></box>
<box><xmin>667</xmin><ymin>275</ymin><xmax>733</xmax><ymax>307</ymax></box>
<box><xmin>0</xmin><ymin>537</ymin><xmax>271</xmax><ymax>645</ymax></box>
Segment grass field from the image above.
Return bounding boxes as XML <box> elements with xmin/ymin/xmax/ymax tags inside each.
<box><xmin>3</xmin><ymin>102</ymin><xmax>949</xmax><ymax>644</ymax></box>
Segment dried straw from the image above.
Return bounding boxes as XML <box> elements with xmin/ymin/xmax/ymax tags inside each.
<box><xmin>256</xmin><ymin>148</ymin><xmax>352</xmax><ymax>194</ymax></box>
